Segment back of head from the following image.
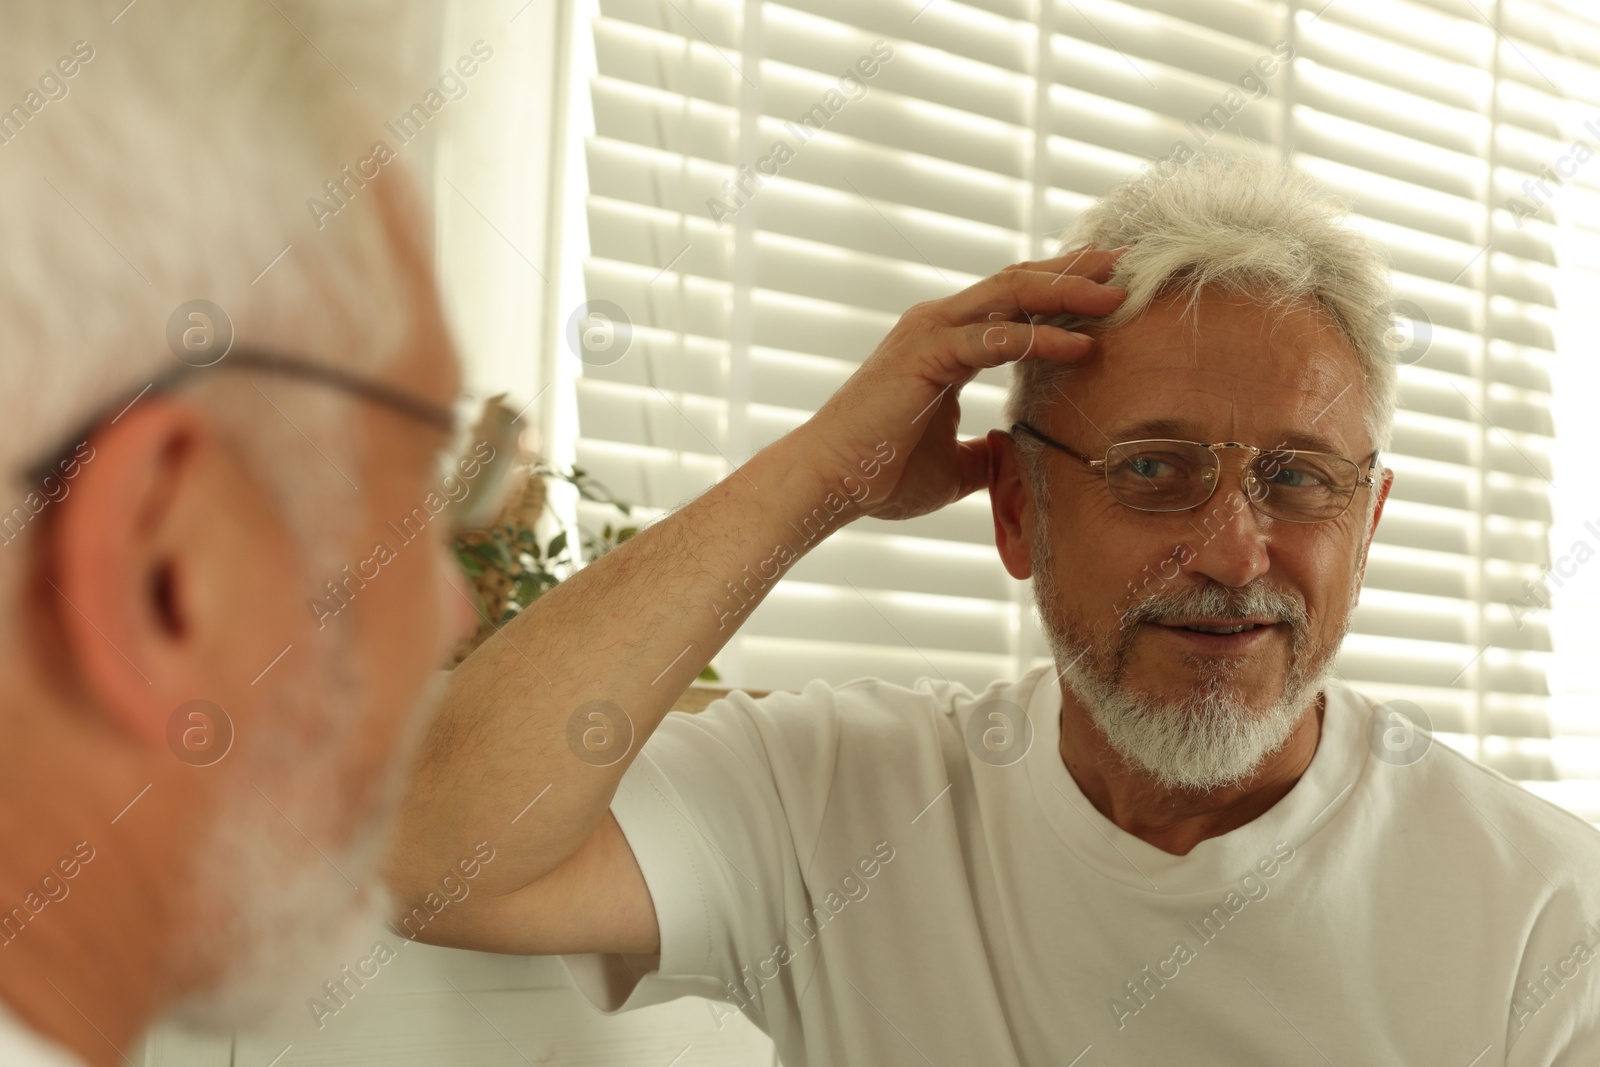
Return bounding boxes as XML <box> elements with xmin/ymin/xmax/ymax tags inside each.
<box><xmin>1007</xmin><ymin>152</ymin><xmax>1397</xmax><ymax>454</ymax></box>
<box><xmin>0</xmin><ymin>0</ymin><xmax>441</xmax><ymax>620</ymax></box>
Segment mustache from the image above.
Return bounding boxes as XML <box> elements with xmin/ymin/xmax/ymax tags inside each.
<box><xmin>1118</xmin><ymin>581</ymin><xmax>1309</xmax><ymax>632</ymax></box>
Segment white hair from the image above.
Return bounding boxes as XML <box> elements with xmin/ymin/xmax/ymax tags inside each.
<box><xmin>1006</xmin><ymin>152</ymin><xmax>1398</xmax><ymax>455</ymax></box>
<box><xmin>0</xmin><ymin>0</ymin><xmax>441</xmax><ymax>602</ymax></box>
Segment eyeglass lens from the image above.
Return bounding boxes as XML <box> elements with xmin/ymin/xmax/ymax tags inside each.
<box><xmin>1103</xmin><ymin>441</ymin><xmax>1359</xmax><ymax>521</ymax></box>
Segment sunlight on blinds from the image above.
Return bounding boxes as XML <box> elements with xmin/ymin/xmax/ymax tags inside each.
<box><xmin>1521</xmin><ymin>0</ymin><xmax>1600</xmax><ymax>821</ymax></box>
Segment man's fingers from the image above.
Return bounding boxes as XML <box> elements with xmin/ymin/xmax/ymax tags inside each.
<box><xmin>957</xmin><ymin>320</ymin><xmax>1094</xmax><ymax>371</ymax></box>
<box><xmin>1019</xmin><ymin>244</ymin><xmax>1128</xmax><ymax>279</ymax></box>
<box><xmin>944</xmin><ymin>268</ymin><xmax>1127</xmax><ymax>326</ymax></box>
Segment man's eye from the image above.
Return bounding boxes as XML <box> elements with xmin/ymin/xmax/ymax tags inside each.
<box><xmin>1265</xmin><ymin>460</ymin><xmax>1336</xmax><ymax>490</ymax></box>
<box><xmin>1270</xmin><ymin>468</ymin><xmax>1318</xmax><ymax>487</ymax></box>
<box><xmin>1122</xmin><ymin>455</ymin><xmax>1185</xmax><ymax>480</ymax></box>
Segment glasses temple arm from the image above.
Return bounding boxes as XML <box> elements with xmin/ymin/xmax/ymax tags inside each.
<box><xmin>1010</xmin><ymin>422</ymin><xmax>1101</xmax><ymax>468</ymax></box>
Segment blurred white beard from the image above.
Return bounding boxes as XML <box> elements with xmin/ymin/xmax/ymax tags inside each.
<box><xmin>162</xmin><ymin>648</ymin><xmax>449</xmax><ymax>1031</ymax></box>
<box><xmin>1029</xmin><ymin>506</ymin><xmax>1345</xmax><ymax>792</ymax></box>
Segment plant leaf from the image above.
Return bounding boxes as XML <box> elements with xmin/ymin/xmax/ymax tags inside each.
<box><xmin>468</xmin><ymin>540</ymin><xmax>513</xmax><ymax>572</ymax></box>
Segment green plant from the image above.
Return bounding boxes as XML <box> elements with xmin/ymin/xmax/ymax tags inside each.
<box><xmin>451</xmin><ymin>463</ymin><xmax>718</xmax><ymax>681</ymax></box>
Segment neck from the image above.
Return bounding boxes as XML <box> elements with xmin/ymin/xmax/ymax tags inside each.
<box><xmin>0</xmin><ymin>716</ymin><xmax>191</xmax><ymax>1066</ymax></box>
<box><xmin>1058</xmin><ymin>683</ymin><xmax>1324</xmax><ymax>856</ymax></box>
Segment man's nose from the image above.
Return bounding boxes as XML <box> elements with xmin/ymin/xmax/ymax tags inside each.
<box><xmin>1178</xmin><ymin>479</ymin><xmax>1273</xmax><ymax>589</ymax></box>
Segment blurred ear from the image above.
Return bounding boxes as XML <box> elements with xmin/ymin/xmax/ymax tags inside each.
<box><xmin>988</xmin><ymin>429</ymin><xmax>1035</xmax><ymax>581</ymax></box>
<box><xmin>47</xmin><ymin>396</ymin><xmax>293</xmax><ymax>746</ymax></box>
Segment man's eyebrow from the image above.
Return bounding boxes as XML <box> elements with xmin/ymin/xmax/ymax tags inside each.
<box><xmin>1104</xmin><ymin>417</ymin><xmax>1193</xmax><ymax>442</ymax></box>
<box><xmin>1267</xmin><ymin>430</ymin><xmax>1350</xmax><ymax>455</ymax></box>
<box><xmin>1105</xmin><ymin>418</ymin><xmax>1354</xmax><ymax>456</ymax></box>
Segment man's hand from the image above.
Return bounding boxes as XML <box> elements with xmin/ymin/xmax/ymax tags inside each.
<box><xmin>802</xmin><ymin>246</ymin><xmax>1128</xmax><ymax>522</ymax></box>
<box><xmin>388</xmin><ymin>246</ymin><xmax>1127</xmax><ymax>950</ymax></box>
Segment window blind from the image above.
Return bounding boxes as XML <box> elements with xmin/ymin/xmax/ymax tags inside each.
<box><xmin>563</xmin><ymin>0</ymin><xmax>1600</xmax><ymax>821</ymax></box>
<box><xmin>1508</xmin><ymin>0</ymin><xmax>1600</xmax><ymax>823</ymax></box>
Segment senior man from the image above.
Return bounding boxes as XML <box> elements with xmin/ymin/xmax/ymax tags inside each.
<box><xmin>393</xmin><ymin>162</ymin><xmax>1600</xmax><ymax>1061</ymax></box>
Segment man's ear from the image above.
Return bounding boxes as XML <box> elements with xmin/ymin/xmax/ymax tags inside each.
<box><xmin>988</xmin><ymin>429</ymin><xmax>1034</xmax><ymax>581</ymax></box>
<box><xmin>1355</xmin><ymin>466</ymin><xmax>1395</xmax><ymax>592</ymax></box>
<box><xmin>46</xmin><ymin>397</ymin><xmax>258</xmax><ymax>747</ymax></box>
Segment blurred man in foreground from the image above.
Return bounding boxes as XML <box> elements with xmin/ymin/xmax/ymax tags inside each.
<box><xmin>0</xmin><ymin>3</ymin><xmax>484</xmax><ymax>1063</ymax></box>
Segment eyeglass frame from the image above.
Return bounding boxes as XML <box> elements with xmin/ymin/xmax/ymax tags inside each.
<box><xmin>1009</xmin><ymin>421</ymin><xmax>1381</xmax><ymax>524</ymax></box>
<box><xmin>18</xmin><ymin>348</ymin><xmax>518</xmax><ymax>537</ymax></box>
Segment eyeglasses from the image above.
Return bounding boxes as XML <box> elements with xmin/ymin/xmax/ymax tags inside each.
<box><xmin>20</xmin><ymin>348</ymin><xmax>521</xmax><ymax>537</ymax></box>
<box><xmin>1010</xmin><ymin>422</ymin><xmax>1379</xmax><ymax>524</ymax></box>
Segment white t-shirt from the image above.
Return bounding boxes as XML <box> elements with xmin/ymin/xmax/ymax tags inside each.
<box><xmin>0</xmin><ymin>1000</ymin><xmax>85</xmax><ymax>1067</ymax></box>
<box><xmin>560</xmin><ymin>664</ymin><xmax>1600</xmax><ymax>1065</ymax></box>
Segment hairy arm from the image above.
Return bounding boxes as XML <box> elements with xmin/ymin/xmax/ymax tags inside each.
<box><xmin>385</xmin><ymin>248</ymin><xmax>1129</xmax><ymax>953</ymax></box>
<box><xmin>388</xmin><ymin>424</ymin><xmax>850</xmax><ymax>903</ymax></box>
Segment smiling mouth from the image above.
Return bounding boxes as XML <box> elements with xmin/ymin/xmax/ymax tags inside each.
<box><xmin>1149</xmin><ymin>618</ymin><xmax>1282</xmax><ymax>639</ymax></box>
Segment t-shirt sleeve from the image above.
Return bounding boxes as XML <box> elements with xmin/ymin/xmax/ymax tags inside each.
<box><xmin>1504</xmin><ymin>852</ymin><xmax>1600</xmax><ymax>1064</ymax></box>
<box><xmin>558</xmin><ymin>682</ymin><xmax>843</xmax><ymax>1022</ymax></box>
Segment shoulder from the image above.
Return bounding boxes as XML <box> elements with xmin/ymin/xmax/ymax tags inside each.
<box><xmin>673</xmin><ymin>667</ymin><xmax>1048</xmax><ymax>743</ymax></box>
<box><xmin>652</xmin><ymin>667</ymin><xmax>1051</xmax><ymax>801</ymax></box>
<box><xmin>1431</xmin><ymin>744</ymin><xmax>1600</xmax><ymax>859</ymax></box>
<box><xmin>1332</xmin><ymin>680</ymin><xmax>1600</xmax><ymax>865</ymax></box>
<box><xmin>706</xmin><ymin>665</ymin><xmax>1055</xmax><ymax>756</ymax></box>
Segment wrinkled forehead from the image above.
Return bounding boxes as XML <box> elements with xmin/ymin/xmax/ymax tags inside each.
<box><xmin>1055</xmin><ymin>291</ymin><xmax>1371</xmax><ymax>458</ymax></box>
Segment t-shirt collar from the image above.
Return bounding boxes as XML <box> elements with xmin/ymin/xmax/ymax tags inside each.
<box><xmin>1022</xmin><ymin>664</ymin><xmax>1368</xmax><ymax>894</ymax></box>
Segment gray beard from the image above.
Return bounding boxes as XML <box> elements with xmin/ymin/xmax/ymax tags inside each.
<box><xmin>1030</xmin><ymin>512</ymin><xmax>1347</xmax><ymax>793</ymax></box>
<box><xmin>161</xmin><ymin>638</ymin><xmax>450</xmax><ymax>1032</ymax></box>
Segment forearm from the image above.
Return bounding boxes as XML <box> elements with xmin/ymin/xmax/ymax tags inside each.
<box><xmin>387</xmin><ymin>422</ymin><xmax>868</xmax><ymax>902</ymax></box>
<box><xmin>386</xmin><ymin>246</ymin><xmax>1128</xmax><ymax>917</ymax></box>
